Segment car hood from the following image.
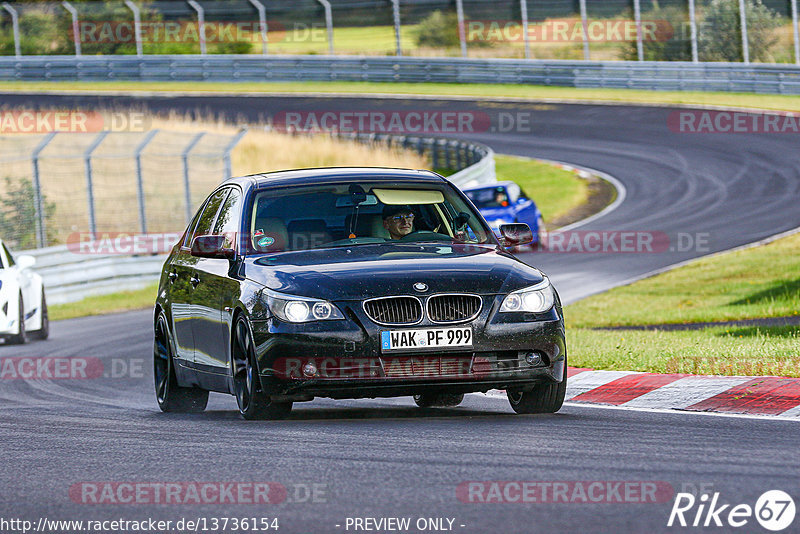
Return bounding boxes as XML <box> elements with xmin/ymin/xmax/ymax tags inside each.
<box><xmin>243</xmin><ymin>243</ymin><xmax>546</xmax><ymax>301</ymax></box>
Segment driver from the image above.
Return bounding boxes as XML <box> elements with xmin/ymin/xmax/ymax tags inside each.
<box><xmin>382</xmin><ymin>205</ymin><xmax>415</xmax><ymax>240</ymax></box>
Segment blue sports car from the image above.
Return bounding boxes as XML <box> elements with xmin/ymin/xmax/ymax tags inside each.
<box><xmin>463</xmin><ymin>182</ymin><xmax>545</xmax><ymax>248</ymax></box>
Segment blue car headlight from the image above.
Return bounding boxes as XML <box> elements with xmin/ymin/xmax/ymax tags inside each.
<box><xmin>263</xmin><ymin>289</ymin><xmax>345</xmax><ymax>323</ymax></box>
<box><xmin>500</xmin><ymin>279</ymin><xmax>554</xmax><ymax>313</ymax></box>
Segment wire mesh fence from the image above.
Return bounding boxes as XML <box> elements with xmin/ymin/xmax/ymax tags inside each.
<box><xmin>0</xmin><ymin>0</ymin><xmax>797</xmax><ymax>64</ymax></box>
<box><xmin>0</xmin><ymin>129</ymin><xmax>246</xmax><ymax>250</ymax></box>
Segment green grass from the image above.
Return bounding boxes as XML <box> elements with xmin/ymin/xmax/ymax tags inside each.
<box><xmin>50</xmin><ymin>283</ymin><xmax>158</xmax><ymax>321</ymax></box>
<box><xmin>494</xmin><ymin>155</ymin><xmax>588</xmax><ymax>222</ymax></box>
<box><xmin>264</xmin><ymin>26</ymin><xmax>417</xmax><ymax>56</ymax></box>
<box><xmin>566</xmin><ymin>232</ymin><xmax>800</xmax><ymax>328</ymax></box>
<box><xmin>567</xmin><ymin>326</ymin><xmax>800</xmax><ymax>377</ymax></box>
<box><xmin>565</xmin><ymin>232</ymin><xmax>800</xmax><ymax>377</ymax></box>
<box><xmin>5</xmin><ymin>80</ymin><xmax>800</xmax><ymax>113</ymax></box>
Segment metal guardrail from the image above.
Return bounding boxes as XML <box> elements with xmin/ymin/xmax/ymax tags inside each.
<box><xmin>21</xmin><ymin>132</ymin><xmax>496</xmax><ymax>304</ymax></box>
<box><xmin>26</xmin><ymin>244</ymin><xmax>163</xmax><ymax>305</ymax></box>
<box><xmin>2</xmin><ymin>55</ymin><xmax>800</xmax><ymax>94</ymax></box>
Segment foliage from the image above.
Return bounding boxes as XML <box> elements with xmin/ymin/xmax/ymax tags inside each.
<box><xmin>620</xmin><ymin>6</ymin><xmax>692</xmax><ymax>61</ymax></box>
<box><xmin>698</xmin><ymin>0</ymin><xmax>781</xmax><ymax>62</ymax></box>
<box><xmin>0</xmin><ymin>177</ymin><xmax>56</xmax><ymax>249</ymax></box>
<box><xmin>414</xmin><ymin>10</ymin><xmax>461</xmax><ymax>48</ymax></box>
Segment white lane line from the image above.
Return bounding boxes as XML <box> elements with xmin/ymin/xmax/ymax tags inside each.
<box><xmin>564</xmin><ymin>370</ymin><xmax>639</xmax><ymax>401</ymax></box>
<box><xmin>562</xmin><ymin>401</ymin><xmax>800</xmax><ymax>422</ymax></box>
<box><xmin>622</xmin><ymin>376</ymin><xmax>752</xmax><ymax>410</ymax></box>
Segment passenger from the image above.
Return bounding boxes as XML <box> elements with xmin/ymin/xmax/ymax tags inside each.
<box><xmin>382</xmin><ymin>205</ymin><xmax>415</xmax><ymax>240</ymax></box>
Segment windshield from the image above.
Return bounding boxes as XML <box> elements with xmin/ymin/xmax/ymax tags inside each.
<box><xmin>247</xmin><ymin>181</ymin><xmax>494</xmax><ymax>254</ymax></box>
<box><xmin>465</xmin><ymin>186</ymin><xmax>511</xmax><ymax>209</ymax></box>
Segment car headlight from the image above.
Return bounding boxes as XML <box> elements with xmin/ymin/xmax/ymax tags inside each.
<box><xmin>263</xmin><ymin>290</ymin><xmax>345</xmax><ymax>323</ymax></box>
<box><xmin>500</xmin><ymin>279</ymin><xmax>555</xmax><ymax>313</ymax></box>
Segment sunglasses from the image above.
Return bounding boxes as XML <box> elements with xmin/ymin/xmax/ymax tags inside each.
<box><xmin>390</xmin><ymin>214</ymin><xmax>414</xmax><ymax>222</ymax></box>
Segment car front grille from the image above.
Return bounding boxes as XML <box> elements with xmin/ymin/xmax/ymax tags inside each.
<box><xmin>363</xmin><ymin>296</ymin><xmax>423</xmax><ymax>325</ymax></box>
<box><xmin>381</xmin><ymin>354</ymin><xmax>474</xmax><ymax>379</ymax></box>
<box><xmin>427</xmin><ymin>294</ymin><xmax>482</xmax><ymax>323</ymax></box>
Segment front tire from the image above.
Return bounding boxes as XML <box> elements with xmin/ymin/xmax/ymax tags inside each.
<box><xmin>153</xmin><ymin>313</ymin><xmax>208</xmax><ymax>413</ymax></box>
<box><xmin>7</xmin><ymin>294</ymin><xmax>27</xmax><ymax>345</ymax></box>
<box><xmin>414</xmin><ymin>393</ymin><xmax>465</xmax><ymax>408</ymax></box>
<box><xmin>507</xmin><ymin>359</ymin><xmax>567</xmax><ymax>414</ymax></box>
<box><xmin>232</xmin><ymin>316</ymin><xmax>292</xmax><ymax>420</ymax></box>
<box><xmin>31</xmin><ymin>291</ymin><xmax>49</xmax><ymax>340</ymax></box>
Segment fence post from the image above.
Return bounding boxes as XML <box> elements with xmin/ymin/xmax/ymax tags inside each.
<box><xmin>133</xmin><ymin>130</ymin><xmax>158</xmax><ymax>234</ymax></box>
<box><xmin>187</xmin><ymin>0</ymin><xmax>206</xmax><ymax>55</ymax></box>
<box><xmin>456</xmin><ymin>0</ymin><xmax>467</xmax><ymax>58</ymax></box>
<box><xmin>61</xmin><ymin>1</ymin><xmax>81</xmax><ymax>57</ymax></box>
<box><xmin>391</xmin><ymin>0</ymin><xmax>402</xmax><ymax>56</ymax></box>
<box><xmin>31</xmin><ymin>133</ymin><xmax>57</xmax><ymax>248</ymax></box>
<box><xmin>520</xmin><ymin>0</ymin><xmax>530</xmax><ymax>60</ymax></box>
<box><xmin>633</xmin><ymin>0</ymin><xmax>643</xmax><ymax>61</ymax></box>
<box><xmin>1</xmin><ymin>3</ymin><xmax>21</xmax><ymax>58</ymax></box>
<box><xmin>222</xmin><ymin>128</ymin><xmax>248</xmax><ymax>181</ymax></box>
<box><xmin>123</xmin><ymin>0</ymin><xmax>143</xmax><ymax>57</ymax></box>
<box><xmin>738</xmin><ymin>0</ymin><xmax>749</xmax><ymax>63</ymax></box>
<box><xmin>182</xmin><ymin>133</ymin><xmax>205</xmax><ymax>223</ymax></box>
<box><xmin>84</xmin><ymin>131</ymin><xmax>109</xmax><ymax>237</ymax></box>
<box><xmin>248</xmin><ymin>0</ymin><xmax>268</xmax><ymax>55</ymax></box>
<box><xmin>315</xmin><ymin>0</ymin><xmax>334</xmax><ymax>55</ymax></box>
<box><xmin>578</xmin><ymin>0</ymin><xmax>589</xmax><ymax>60</ymax></box>
<box><xmin>688</xmin><ymin>0</ymin><xmax>699</xmax><ymax>63</ymax></box>
<box><xmin>792</xmin><ymin>0</ymin><xmax>799</xmax><ymax>65</ymax></box>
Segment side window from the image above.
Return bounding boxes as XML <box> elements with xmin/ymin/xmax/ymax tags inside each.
<box><xmin>212</xmin><ymin>188</ymin><xmax>242</xmax><ymax>249</ymax></box>
<box><xmin>186</xmin><ymin>189</ymin><xmax>229</xmax><ymax>248</ymax></box>
<box><xmin>3</xmin><ymin>244</ymin><xmax>15</xmax><ymax>267</ymax></box>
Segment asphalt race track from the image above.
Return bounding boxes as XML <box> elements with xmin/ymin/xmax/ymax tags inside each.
<box><xmin>1</xmin><ymin>93</ymin><xmax>799</xmax><ymax>533</ymax></box>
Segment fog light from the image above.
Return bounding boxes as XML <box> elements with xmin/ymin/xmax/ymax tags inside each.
<box><xmin>302</xmin><ymin>362</ymin><xmax>318</xmax><ymax>377</ymax></box>
<box><xmin>525</xmin><ymin>351</ymin><xmax>542</xmax><ymax>366</ymax></box>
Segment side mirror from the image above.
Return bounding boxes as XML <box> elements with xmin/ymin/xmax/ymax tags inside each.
<box><xmin>499</xmin><ymin>224</ymin><xmax>533</xmax><ymax>246</ymax></box>
<box><xmin>17</xmin><ymin>255</ymin><xmax>36</xmax><ymax>269</ymax></box>
<box><xmin>191</xmin><ymin>235</ymin><xmax>235</xmax><ymax>260</ymax></box>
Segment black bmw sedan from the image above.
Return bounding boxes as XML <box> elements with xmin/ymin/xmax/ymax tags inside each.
<box><xmin>154</xmin><ymin>168</ymin><xmax>567</xmax><ymax>420</ymax></box>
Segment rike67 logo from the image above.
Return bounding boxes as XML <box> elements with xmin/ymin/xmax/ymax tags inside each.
<box><xmin>668</xmin><ymin>490</ymin><xmax>795</xmax><ymax>531</ymax></box>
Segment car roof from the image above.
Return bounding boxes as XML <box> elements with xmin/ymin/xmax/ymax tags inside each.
<box><xmin>463</xmin><ymin>181</ymin><xmax>515</xmax><ymax>191</ymax></box>
<box><xmin>225</xmin><ymin>167</ymin><xmax>446</xmax><ymax>190</ymax></box>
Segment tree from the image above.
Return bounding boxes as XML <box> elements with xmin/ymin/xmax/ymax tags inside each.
<box><xmin>698</xmin><ymin>0</ymin><xmax>781</xmax><ymax>62</ymax></box>
<box><xmin>0</xmin><ymin>177</ymin><xmax>57</xmax><ymax>249</ymax></box>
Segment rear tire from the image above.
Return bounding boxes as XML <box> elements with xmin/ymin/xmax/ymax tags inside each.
<box><xmin>414</xmin><ymin>393</ymin><xmax>465</xmax><ymax>408</ymax></box>
<box><xmin>153</xmin><ymin>313</ymin><xmax>208</xmax><ymax>413</ymax></box>
<box><xmin>31</xmin><ymin>291</ymin><xmax>49</xmax><ymax>340</ymax></box>
<box><xmin>7</xmin><ymin>294</ymin><xmax>27</xmax><ymax>345</ymax></box>
<box><xmin>232</xmin><ymin>316</ymin><xmax>292</xmax><ymax>420</ymax></box>
<box><xmin>507</xmin><ymin>359</ymin><xmax>567</xmax><ymax>414</ymax></box>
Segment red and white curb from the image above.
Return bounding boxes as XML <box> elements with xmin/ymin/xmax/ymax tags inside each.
<box><xmin>488</xmin><ymin>368</ymin><xmax>800</xmax><ymax>419</ymax></box>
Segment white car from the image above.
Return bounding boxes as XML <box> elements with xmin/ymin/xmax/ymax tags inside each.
<box><xmin>0</xmin><ymin>239</ymin><xmax>48</xmax><ymax>344</ymax></box>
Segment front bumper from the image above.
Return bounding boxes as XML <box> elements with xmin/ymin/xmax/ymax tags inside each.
<box><xmin>251</xmin><ymin>297</ymin><xmax>566</xmax><ymax>399</ymax></box>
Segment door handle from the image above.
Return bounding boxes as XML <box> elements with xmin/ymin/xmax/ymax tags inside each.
<box><xmin>190</xmin><ymin>275</ymin><xmax>200</xmax><ymax>288</ymax></box>
<box><xmin>168</xmin><ymin>271</ymin><xmax>178</xmax><ymax>283</ymax></box>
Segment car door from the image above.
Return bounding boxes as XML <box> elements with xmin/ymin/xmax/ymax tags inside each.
<box><xmin>191</xmin><ymin>186</ymin><xmax>243</xmax><ymax>375</ymax></box>
<box><xmin>170</xmin><ymin>189</ymin><xmax>228</xmax><ymax>366</ymax></box>
<box><xmin>507</xmin><ymin>183</ymin><xmax>538</xmax><ymax>228</ymax></box>
<box><xmin>3</xmin><ymin>244</ymin><xmax>33</xmax><ymax>323</ymax></box>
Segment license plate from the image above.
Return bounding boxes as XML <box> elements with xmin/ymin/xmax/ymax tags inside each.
<box><xmin>381</xmin><ymin>327</ymin><xmax>472</xmax><ymax>352</ymax></box>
